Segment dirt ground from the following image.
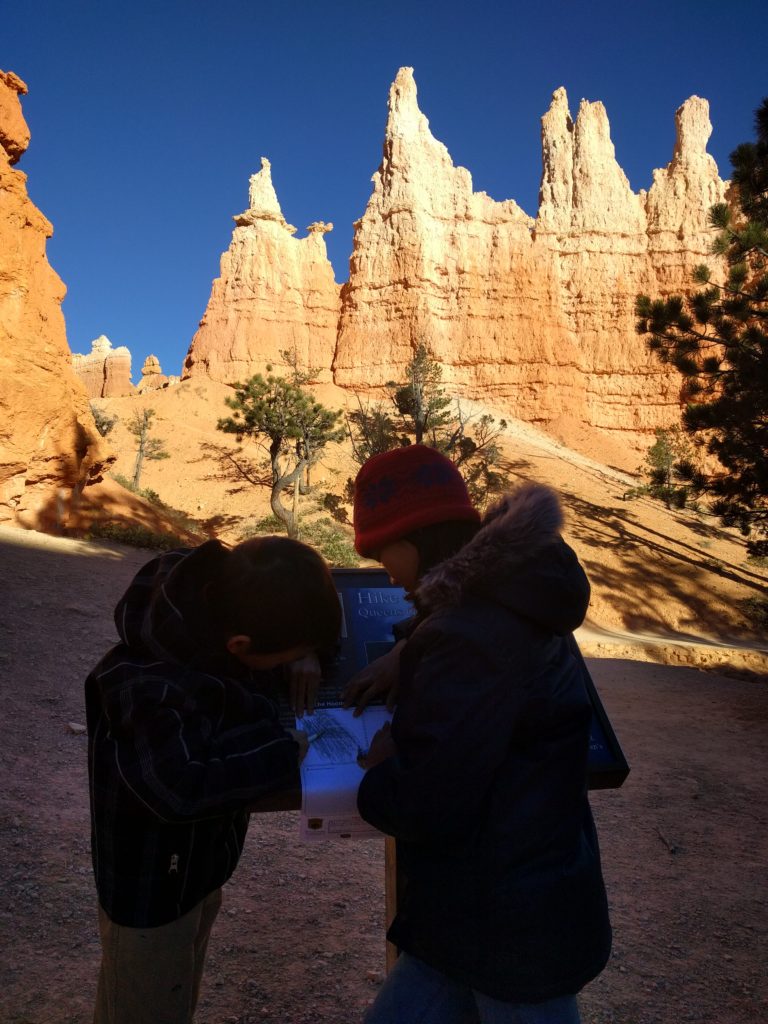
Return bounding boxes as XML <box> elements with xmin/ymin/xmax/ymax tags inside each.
<box><xmin>1</xmin><ymin>524</ymin><xmax>766</xmax><ymax>1024</ymax></box>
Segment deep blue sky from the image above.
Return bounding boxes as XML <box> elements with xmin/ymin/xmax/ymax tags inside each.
<box><xmin>5</xmin><ymin>0</ymin><xmax>767</xmax><ymax>378</ymax></box>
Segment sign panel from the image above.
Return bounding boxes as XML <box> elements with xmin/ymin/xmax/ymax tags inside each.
<box><xmin>289</xmin><ymin>571</ymin><xmax>411</xmax><ymax>838</ymax></box>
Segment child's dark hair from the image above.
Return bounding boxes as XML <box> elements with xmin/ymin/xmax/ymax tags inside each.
<box><xmin>204</xmin><ymin>537</ymin><xmax>340</xmax><ymax>653</ymax></box>
<box><xmin>404</xmin><ymin>519</ymin><xmax>480</xmax><ymax>580</ymax></box>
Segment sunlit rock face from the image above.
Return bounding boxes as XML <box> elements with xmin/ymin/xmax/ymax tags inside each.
<box><xmin>333</xmin><ymin>67</ymin><xmax>576</xmax><ymax>419</ymax></box>
<box><xmin>0</xmin><ymin>70</ymin><xmax>30</xmax><ymax>164</ymax></box>
<box><xmin>535</xmin><ymin>89</ymin><xmax>727</xmax><ymax>442</ymax></box>
<box><xmin>0</xmin><ymin>70</ymin><xmax>110</xmax><ymax>528</ymax></box>
<box><xmin>334</xmin><ymin>69</ymin><xmax>727</xmax><ymax>457</ymax></box>
<box><xmin>182</xmin><ymin>157</ymin><xmax>340</xmax><ymax>384</ymax></box>
<box><xmin>72</xmin><ymin>335</ymin><xmax>135</xmax><ymax>398</ymax></box>
<box><xmin>645</xmin><ymin>96</ymin><xmax>729</xmax><ymax>288</ymax></box>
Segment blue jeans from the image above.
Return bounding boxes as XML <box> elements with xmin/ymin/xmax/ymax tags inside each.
<box><xmin>363</xmin><ymin>954</ymin><xmax>581</xmax><ymax>1024</ymax></box>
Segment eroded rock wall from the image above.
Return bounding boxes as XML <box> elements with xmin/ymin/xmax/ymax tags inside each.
<box><xmin>333</xmin><ymin>68</ymin><xmax>581</xmax><ymax>421</ymax></box>
<box><xmin>0</xmin><ymin>70</ymin><xmax>110</xmax><ymax>528</ymax></box>
<box><xmin>645</xmin><ymin>96</ymin><xmax>728</xmax><ymax>288</ymax></box>
<box><xmin>334</xmin><ymin>70</ymin><xmax>727</xmax><ymax>455</ymax></box>
<box><xmin>182</xmin><ymin>158</ymin><xmax>340</xmax><ymax>384</ymax></box>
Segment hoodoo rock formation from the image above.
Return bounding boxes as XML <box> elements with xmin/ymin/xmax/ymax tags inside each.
<box><xmin>534</xmin><ymin>88</ymin><xmax>727</xmax><ymax>443</ymax></box>
<box><xmin>0</xmin><ymin>70</ymin><xmax>110</xmax><ymax>528</ymax></box>
<box><xmin>182</xmin><ymin>68</ymin><xmax>727</xmax><ymax>463</ymax></box>
<box><xmin>136</xmin><ymin>354</ymin><xmax>177</xmax><ymax>392</ymax></box>
<box><xmin>182</xmin><ymin>157</ymin><xmax>340</xmax><ymax>383</ymax></box>
<box><xmin>644</xmin><ymin>96</ymin><xmax>729</xmax><ymax>288</ymax></box>
<box><xmin>334</xmin><ymin>67</ymin><xmax>561</xmax><ymax>403</ymax></box>
<box><xmin>72</xmin><ymin>335</ymin><xmax>135</xmax><ymax>398</ymax></box>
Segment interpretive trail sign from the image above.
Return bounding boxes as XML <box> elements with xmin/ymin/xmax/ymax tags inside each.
<box><xmin>289</xmin><ymin>569</ymin><xmax>628</xmax><ymax>839</ymax></box>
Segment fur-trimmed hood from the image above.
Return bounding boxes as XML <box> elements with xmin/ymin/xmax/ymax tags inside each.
<box><xmin>416</xmin><ymin>483</ymin><xmax>590</xmax><ymax>636</ymax></box>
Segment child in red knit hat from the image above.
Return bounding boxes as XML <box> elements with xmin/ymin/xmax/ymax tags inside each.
<box><xmin>346</xmin><ymin>444</ymin><xmax>611</xmax><ymax>1024</ymax></box>
<box><xmin>353</xmin><ymin>443</ymin><xmax>480</xmax><ymax>558</ymax></box>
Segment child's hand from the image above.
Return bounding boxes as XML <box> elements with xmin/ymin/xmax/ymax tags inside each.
<box><xmin>342</xmin><ymin>640</ymin><xmax>404</xmax><ymax>717</ymax></box>
<box><xmin>285</xmin><ymin>652</ymin><xmax>321</xmax><ymax>718</ymax></box>
<box><xmin>358</xmin><ymin>722</ymin><xmax>395</xmax><ymax>769</ymax></box>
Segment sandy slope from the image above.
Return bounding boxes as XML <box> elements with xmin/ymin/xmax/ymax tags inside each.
<box><xmin>0</xmin><ymin>524</ymin><xmax>766</xmax><ymax>1024</ymax></box>
<box><xmin>90</xmin><ymin>380</ymin><xmax>768</xmax><ymax>677</ymax></box>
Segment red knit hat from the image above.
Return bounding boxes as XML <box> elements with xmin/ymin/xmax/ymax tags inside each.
<box><xmin>353</xmin><ymin>445</ymin><xmax>480</xmax><ymax>557</ymax></box>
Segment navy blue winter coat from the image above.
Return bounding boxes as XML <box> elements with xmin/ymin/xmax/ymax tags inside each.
<box><xmin>85</xmin><ymin>541</ymin><xmax>301</xmax><ymax>928</ymax></box>
<box><xmin>357</xmin><ymin>483</ymin><xmax>612</xmax><ymax>1002</ymax></box>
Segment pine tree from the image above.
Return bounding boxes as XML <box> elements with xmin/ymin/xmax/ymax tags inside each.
<box><xmin>90</xmin><ymin>402</ymin><xmax>117</xmax><ymax>438</ymax></box>
<box><xmin>217</xmin><ymin>364</ymin><xmax>344</xmax><ymax>539</ymax></box>
<box><xmin>643</xmin><ymin>427</ymin><xmax>695</xmax><ymax>509</ymax></box>
<box><xmin>345</xmin><ymin>394</ymin><xmax>404</xmax><ymax>466</ymax></box>
<box><xmin>127</xmin><ymin>408</ymin><xmax>169</xmax><ymax>490</ymax></box>
<box><xmin>636</xmin><ymin>98</ymin><xmax>768</xmax><ymax>553</ymax></box>
<box><xmin>347</xmin><ymin>343</ymin><xmax>508</xmax><ymax>509</ymax></box>
<box><xmin>388</xmin><ymin>343</ymin><xmax>454</xmax><ymax>445</ymax></box>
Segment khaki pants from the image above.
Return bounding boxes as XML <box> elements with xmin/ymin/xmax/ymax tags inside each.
<box><xmin>93</xmin><ymin>888</ymin><xmax>223</xmax><ymax>1024</ymax></box>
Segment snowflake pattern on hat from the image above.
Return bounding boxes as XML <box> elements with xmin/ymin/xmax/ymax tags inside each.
<box><xmin>361</xmin><ymin>476</ymin><xmax>397</xmax><ymax>509</ymax></box>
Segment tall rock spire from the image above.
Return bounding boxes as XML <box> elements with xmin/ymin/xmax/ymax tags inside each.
<box><xmin>538</xmin><ymin>88</ymin><xmax>646</xmax><ymax>235</ymax></box>
<box><xmin>237</xmin><ymin>157</ymin><xmax>296</xmax><ymax>231</ymax></box>
<box><xmin>538</xmin><ymin>87</ymin><xmax>574</xmax><ymax>233</ymax></box>
<box><xmin>571</xmin><ymin>98</ymin><xmax>645</xmax><ymax>234</ymax></box>
<box><xmin>385</xmin><ymin>66</ymin><xmax>430</xmax><ymax>142</ymax></box>
<box><xmin>183</xmin><ymin>159</ymin><xmax>339</xmax><ymax>383</ymax></box>
<box><xmin>646</xmin><ymin>97</ymin><xmax>728</xmax><ymax>288</ymax></box>
<box><xmin>336</xmin><ymin>67</ymin><xmax>535</xmax><ymax>390</ymax></box>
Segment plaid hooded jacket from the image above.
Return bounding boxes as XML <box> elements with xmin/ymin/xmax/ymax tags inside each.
<box><xmin>85</xmin><ymin>543</ymin><xmax>300</xmax><ymax>927</ymax></box>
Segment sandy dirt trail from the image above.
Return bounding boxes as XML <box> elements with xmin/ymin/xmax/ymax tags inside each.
<box><xmin>0</xmin><ymin>524</ymin><xmax>766</xmax><ymax>1024</ymax></box>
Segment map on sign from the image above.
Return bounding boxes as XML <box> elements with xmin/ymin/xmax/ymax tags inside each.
<box><xmin>296</xmin><ymin>704</ymin><xmax>392</xmax><ymax>840</ymax></box>
<box><xmin>294</xmin><ymin>574</ymin><xmax>411</xmax><ymax>840</ymax></box>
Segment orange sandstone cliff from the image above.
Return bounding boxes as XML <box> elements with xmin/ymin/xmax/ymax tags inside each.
<box><xmin>0</xmin><ymin>70</ymin><xmax>110</xmax><ymax>528</ymax></box>
<box><xmin>534</xmin><ymin>87</ymin><xmax>727</xmax><ymax>445</ymax></box>
<box><xmin>182</xmin><ymin>68</ymin><xmax>727</xmax><ymax>465</ymax></box>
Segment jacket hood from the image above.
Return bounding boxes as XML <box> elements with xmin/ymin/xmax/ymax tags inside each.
<box><xmin>416</xmin><ymin>483</ymin><xmax>589</xmax><ymax>635</ymax></box>
<box><xmin>114</xmin><ymin>540</ymin><xmax>231</xmax><ymax>666</ymax></box>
